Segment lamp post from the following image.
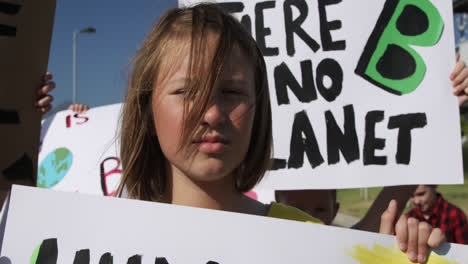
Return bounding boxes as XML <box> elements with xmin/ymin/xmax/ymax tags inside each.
<box><xmin>72</xmin><ymin>27</ymin><xmax>96</xmax><ymax>104</ymax></box>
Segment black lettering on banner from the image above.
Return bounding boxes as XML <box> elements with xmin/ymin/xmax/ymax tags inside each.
<box><xmin>325</xmin><ymin>105</ymin><xmax>359</xmax><ymax>165</ymax></box>
<box><xmin>216</xmin><ymin>2</ymin><xmax>243</xmax><ymax>13</ymax></box>
<box><xmin>216</xmin><ymin>2</ymin><xmax>252</xmax><ymax>33</ymax></box>
<box><xmin>288</xmin><ymin>110</ymin><xmax>324</xmax><ymax>169</ymax></box>
<box><xmin>363</xmin><ymin>111</ymin><xmax>387</xmax><ymax>165</ymax></box>
<box><xmin>35</xmin><ymin>238</ymin><xmax>58</xmax><ymax>264</ymax></box>
<box><xmin>284</xmin><ymin>0</ymin><xmax>320</xmax><ymax>56</ymax></box>
<box><xmin>99</xmin><ymin>253</ymin><xmax>113</xmax><ymax>264</ymax></box>
<box><xmin>0</xmin><ymin>1</ymin><xmax>21</xmax><ymax>37</ymax></box>
<box><xmin>0</xmin><ymin>109</ymin><xmax>19</xmax><ymax>124</ymax></box>
<box><xmin>127</xmin><ymin>255</ymin><xmax>142</xmax><ymax>264</ymax></box>
<box><xmin>318</xmin><ymin>0</ymin><xmax>345</xmax><ymax>51</ymax></box>
<box><xmin>376</xmin><ymin>44</ymin><xmax>415</xmax><ymax>80</ymax></box>
<box><xmin>315</xmin><ymin>58</ymin><xmax>343</xmax><ymax>102</ymax></box>
<box><xmin>388</xmin><ymin>113</ymin><xmax>427</xmax><ymax>164</ymax></box>
<box><xmin>73</xmin><ymin>249</ymin><xmax>90</xmax><ymax>264</ymax></box>
<box><xmin>355</xmin><ymin>0</ymin><xmax>443</xmax><ymax>95</ymax></box>
<box><xmin>396</xmin><ymin>5</ymin><xmax>428</xmax><ymax>36</ymax></box>
<box><xmin>255</xmin><ymin>1</ymin><xmax>278</xmax><ymax>56</ymax></box>
<box><xmin>355</xmin><ymin>0</ymin><xmax>400</xmax><ymax>95</ymax></box>
<box><xmin>155</xmin><ymin>257</ymin><xmax>170</xmax><ymax>264</ymax></box>
<box><xmin>274</xmin><ymin>60</ymin><xmax>317</xmax><ymax>105</ymax></box>
<box><xmin>270</xmin><ymin>158</ymin><xmax>287</xmax><ymax>170</ymax></box>
<box><xmin>207</xmin><ymin>262</ymin><xmax>220</xmax><ymax>264</ymax></box>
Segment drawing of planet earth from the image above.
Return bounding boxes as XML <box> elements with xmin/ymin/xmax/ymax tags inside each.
<box><xmin>37</xmin><ymin>147</ymin><xmax>73</xmax><ymax>188</ymax></box>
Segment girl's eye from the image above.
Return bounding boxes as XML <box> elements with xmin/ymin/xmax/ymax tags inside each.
<box><xmin>223</xmin><ymin>89</ymin><xmax>244</xmax><ymax>95</ymax></box>
<box><xmin>173</xmin><ymin>89</ymin><xmax>186</xmax><ymax>95</ymax></box>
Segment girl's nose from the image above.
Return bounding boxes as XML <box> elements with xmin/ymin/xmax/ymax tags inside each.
<box><xmin>203</xmin><ymin>100</ymin><xmax>226</xmax><ymax>127</ymax></box>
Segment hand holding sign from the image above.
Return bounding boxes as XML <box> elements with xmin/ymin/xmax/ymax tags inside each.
<box><xmin>451</xmin><ymin>54</ymin><xmax>468</xmax><ymax>106</ymax></box>
<box><xmin>36</xmin><ymin>72</ymin><xmax>55</xmax><ymax>115</ymax></box>
<box><xmin>379</xmin><ymin>200</ymin><xmax>446</xmax><ymax>263</ymax></box>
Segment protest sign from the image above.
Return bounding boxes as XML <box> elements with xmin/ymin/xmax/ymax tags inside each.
<box><xmin>1</xmin><ymin>185</ymin><xmax>468</xmax><ymax>263</ymax></box>
<box><xmin>178</xmin><ymin>0</ymin><xmax>463</xmax><ymax>189</ymax></box>
<box><xmin>0</xmin><ymin>0</ymin><xmax>56</xmax><ymax>189</ymax></box>
<box><xmin>38</xmin><ymin>104</ymin><xmax>278</xmax><ymax>203</ymax></box>
<box><xmin>37</xmin><ymin>0</ymin><xmax>462</xmax><ymax>194</ymax></box>
<box><xmin>38</xmin><ymin>104</ymin><xmax>122</xmax><ymax>196</ymax></box>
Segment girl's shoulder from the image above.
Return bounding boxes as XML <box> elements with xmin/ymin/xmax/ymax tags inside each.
<box><xmin>267</xmin><ymin>202</ymin><xmax>323</xmax><ymax>224</ymax></box>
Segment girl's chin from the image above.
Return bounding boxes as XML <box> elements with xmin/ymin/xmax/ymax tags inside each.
<box><xmin>186</xmin><ymin>168</ymin><xmax>234</xmax><ymax>183</ymax></box>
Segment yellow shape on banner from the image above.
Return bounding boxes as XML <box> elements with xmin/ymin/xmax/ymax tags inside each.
<box><xmin>347</xmin><ymin>243</ymin><xmax>459</xmax><ymax>264</ymax></box>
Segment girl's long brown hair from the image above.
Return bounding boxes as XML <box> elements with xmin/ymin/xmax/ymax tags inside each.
<box><xmin>117</xmin><ymin>3</ymin><xmax>272</xmax><ymax>201</ymax></box>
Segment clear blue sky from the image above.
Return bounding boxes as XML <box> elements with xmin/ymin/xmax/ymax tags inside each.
<box><xmin>48</xmin><ymin>0</ymin><xmax>177</xmax><ymax>109</ymax></box>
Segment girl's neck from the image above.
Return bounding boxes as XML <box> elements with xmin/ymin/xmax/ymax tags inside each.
<box><xmin>163</xmin><ymin>165</ymin><xmax>267</xmax><ymax>215</ymax></box>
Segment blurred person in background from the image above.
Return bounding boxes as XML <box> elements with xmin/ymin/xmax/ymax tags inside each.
<box><xmin>407</xmin><ymin>185</ymin><xmax>468</xmax><ymax>244</ymax></box>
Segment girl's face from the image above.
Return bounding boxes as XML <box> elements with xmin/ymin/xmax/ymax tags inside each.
<box><xmin>152</xmin><ymin>42</ymin><xmax>256</xmax><ymax>184</ymax></box>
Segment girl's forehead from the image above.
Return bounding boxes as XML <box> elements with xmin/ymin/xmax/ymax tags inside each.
<box><xmin>155</xmin><ymin>40</ymin><xmax>251</xmax><ymax>87</ymax></box>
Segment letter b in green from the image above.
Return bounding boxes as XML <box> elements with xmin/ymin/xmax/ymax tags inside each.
<box><xmin>355</xmin><ymin>0</ymin><xmax>444</xmax><ymax>95</ymax></box>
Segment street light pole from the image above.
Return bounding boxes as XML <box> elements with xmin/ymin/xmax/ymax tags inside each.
<box><xmin>72</xmin><ymin>27</ymin><xmax>96</xmax><ymax>104</ymax></box>
<box><xmin>72</xmin><ymin>30</ymin><xmax>78</xmax><ymax>104</ymax></box>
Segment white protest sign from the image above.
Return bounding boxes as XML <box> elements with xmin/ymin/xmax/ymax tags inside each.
<box><xmin>38</xmin><ymin>104</ymin><xmax>122</xmax><ymax>196</ymax></box>
<box><xmin>1</xmin><ymin>185</ymin><xmax>467</xmax><ymax>263</ymax></box>
<box><xmin>38</xmin><ymin>104</ymin><xmax>276</xmax><ymax>202</ymax></box>
<box><xmin>179</xmin><ymin>0</ymin><xmax>463</xmax><ymax>189</ymax></box>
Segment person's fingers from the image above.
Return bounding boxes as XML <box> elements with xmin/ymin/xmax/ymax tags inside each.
<box><xmin>37</xmin><ymin>81</ymin><xmax>56</xmax><ymax>96</ymax></box>
<box><xmin>68</xmin><ymin>104</ymin><xmax>76</xmax><ymax>111</ymax></box>
<box><xmin>68</xmin><ymin>104</ymin><xmax>89</xmax><ymax>113</ymax></box>
<box><xmin>453</xmin><ymin>85</ymin><xmax>463</xmax><ymax>95</ymax></box>
<box><xmin>453</xmin><ymin>66</ymin><xmax>468</xmax><ymax>87</ymax></box>
<box><xmin>457</xmin><ymin>53</ymin><xmax>461</xmax><ymax>62</ymax></box>
<box><xmin>458</xmin><ymin>94</ymin><xmax>468</xmax><ymax>107</ymax></box>
<box><xmin>451</xmin><ymin>61</ymin><xmax>465</xmax><ymax>81</ymax></box>
<box><xmin>39</xmin><ymin>104</ymin><xmax>52</xmax><ymax>115</ymax></box>
<box><xmin>78</xmin><ymin>104</ymin><xmax>86</xmax><ymax>113</ymax></box>
<box><xmin>406</xmin><ymin>217</ymin><xmax>419</xmax><ymax>262</ymax></box>
<box><xmin>395</xmin><ymin>214</ymin><xmax>408</xmax><ymax>252</ymax></box>
<box><xmin>417</xmin><ymin>222</ymin><xmax>432</xmax><ymax>263</ymax></box>
<box><xmin>36</xmin><ymin>95</ymin><xmax>54</xmax><ymax>107</ymax></box>
<box><xmin>42</xmin><ymin>72</ymin><xmax>53</xmax><ymax>82</ymax></box>
<box><xmin>427</xmin><ymin>228</ymin><xmax>446</xmax><ymax>248</ymax></box>
<box><xmin>380</xmin><ymin>200</ymin><xmax>397</xmax><ymax>234</ymax></box>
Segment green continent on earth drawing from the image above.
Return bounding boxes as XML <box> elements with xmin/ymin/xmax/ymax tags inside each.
<box><xmin>37</xmin><ymin>147</ymin><xmax>73</xmax><ymax>188</ymax></box>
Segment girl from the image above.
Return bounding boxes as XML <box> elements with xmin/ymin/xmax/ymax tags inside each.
<box><xmin>115</xmin><ymin>3</ymin><xmax>316</xmax><ymax>221</ymax></box>
<box><xmin>110</xmin><ymin>3</ymin><xmax>445</xmax><ymax>262</ymax></box>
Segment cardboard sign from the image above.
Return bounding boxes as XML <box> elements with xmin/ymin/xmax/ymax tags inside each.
<box><xmin>1</xmin><ymin>185</ymin><xmax>467</xmax><ymax>263</ymax></box>
<box><xmin>0</xmin><ymin>0</ymin><xmax>56</xmax><ymax>189</ymax></box>
<box><xmin>179</xmin><ymin>0</ymin><xmax>463</xmax><ymax>189</ymax></box>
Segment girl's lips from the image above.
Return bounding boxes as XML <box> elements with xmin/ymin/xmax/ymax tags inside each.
<box><xmin>197</xmin><ymin>141</ymin><xmax>226</xmax><ymax>153</ymax></box>
<box><xmin>193</xmin><ymin>135</ymin><xmax>229</xmax><ymax>153</ymax></box>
